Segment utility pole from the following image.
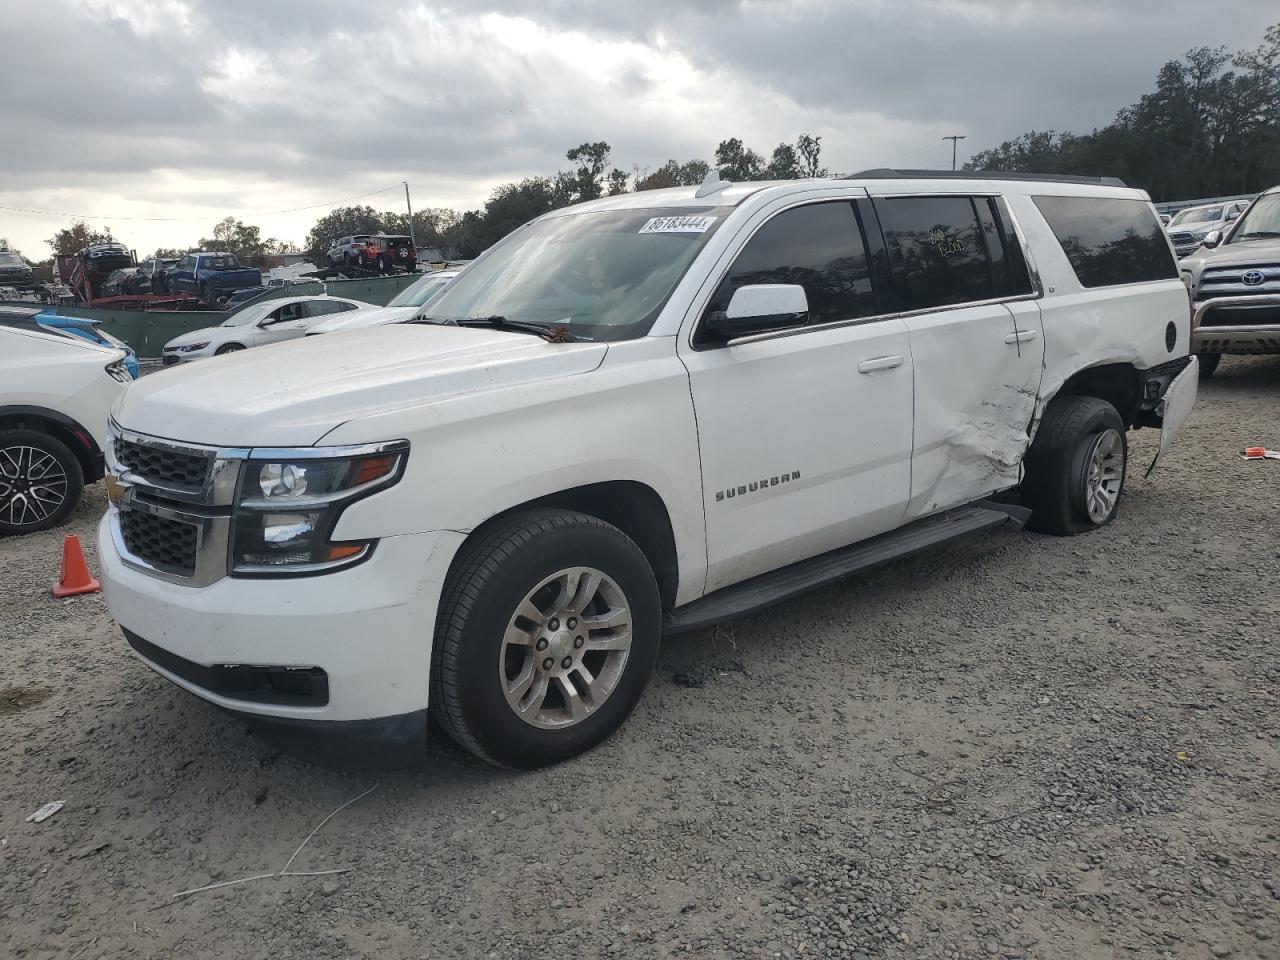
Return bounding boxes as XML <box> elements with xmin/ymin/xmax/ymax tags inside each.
<box><xmin>942</xmin><ymin>135</ymin><xmax>967</xmax><ymax>171</ymax></box>
<box><xmin>403</xmin><ymin>181</ymin><xmax>417</xmax><ymax>267</ymax></box>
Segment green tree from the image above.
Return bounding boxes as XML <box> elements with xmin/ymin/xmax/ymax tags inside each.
<box><xmin>633</xmin><ymin>159</ymin><xmax>710</xmax><ymax>191</ymax></box>
<box><xmin>965</xmin><ymin>21</ymin><xmax>1280</xmax><ymax>200</ymax></box>
<box><xmin>766</xmin><ymin>142</ymin><xmax>802</xmax><ymax>179</ymax></box>
<box><xmin>46</xmin><ymin>220</ymin><xmax>115</xmax><ymax>256</ymax></box>
<box><xmin>198</xmin><ymin>217</ymin><xmax>265</xmax><ymax>260</ymax></box>
<box><xmin>715</xmin><ymin>138</ymin><xmax>765</xmax><ymax>181</ymax></box>
<box><xmin>565</xmin><ymin>141</ymin><xmax>613</xmax><ymax>202</ymax></box>
<box><xmin>148</xmin><ymin>247</ymin><xmax>189</xmax><ymax>260</ymax></box>
<box><xmin>796</xmin><ymin>134</ymin><xmax>827</xmax><ymax>178</ymax></box>
<box><xmin>606</xmin><ymin>168</ymin><xmax>630</xmax><ymax>196</ymax></box>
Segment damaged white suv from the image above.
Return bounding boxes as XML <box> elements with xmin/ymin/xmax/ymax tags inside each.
<box><xmin>99</xmin><ymin>170</ymin><xmax>1197</xmax><ymax>768</ymax></box>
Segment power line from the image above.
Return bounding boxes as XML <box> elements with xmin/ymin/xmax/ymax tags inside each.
<box><xmin>0</xmin><ymin>183</ymin><xmax>407</xmax><ymax>222</ymax></box>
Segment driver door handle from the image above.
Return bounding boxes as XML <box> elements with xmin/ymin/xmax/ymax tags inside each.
<box><xmin>1005</xmin><ymin>329</ymin><xmax>1039</xmax><ymax>344</ymax></box>
<box><xmin>857</xmin><ymin>355</ymin><xmax>905</xmax><ymax>374</ymax></box>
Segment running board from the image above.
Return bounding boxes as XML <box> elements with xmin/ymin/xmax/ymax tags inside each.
<box><xmin>664</xmin><ymin>503</ymin><xmax>1023</xmax><ymax>635</ymax></box>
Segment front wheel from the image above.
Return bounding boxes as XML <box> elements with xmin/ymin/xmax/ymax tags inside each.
<box><xmin>1197</xmin><ymin>352</ymin><xmax>1221</xmax><ymax>380</ymax></box>
<box><xmin>431</xmin><ymin>509</ymin><xmax>662</xmax><ymax>769</ymax></box>
<box><xmin>0</xmin><ymin>429</ymin><xmax>84</xmax><ymax>535</ymax></box>
<box><xmin>1022</xmin><ymin>396</ymin><xmax>1127</xmax><ymax>536</ymax></box>
<box><xmin>214</xmin><ymin>343</ymin><xmax>245</xmax><ymax>356</ymax></box>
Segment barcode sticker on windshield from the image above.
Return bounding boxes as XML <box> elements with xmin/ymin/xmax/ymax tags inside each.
<box><xmin>638</xmin><ymin>216</ymin><xmax>717</xmax><ymax>235</ymax></box>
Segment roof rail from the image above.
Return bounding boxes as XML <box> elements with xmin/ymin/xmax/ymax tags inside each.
<box><xmin>847</xmin><ymin>168</ymin><xmax>1128</xmax><ymax>188</ymax></box>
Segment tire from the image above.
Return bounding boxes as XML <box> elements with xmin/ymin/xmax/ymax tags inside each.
<box><xmin>198</xmin><ymin>282</ymin><xmax>211</xmax><ymax>304</ymax></box>
<box><xmin>1197</xmin><ymin>352</ymin><xmax>1221</xmax><ymax>380</ymax></box>
<box><xmin>215</xmin><ymin>343</ymin><xmax>245</xmax><ymax>355</ymax></box>
<box><xmin>1022</xmin><ymin>396</ymin><xmax>1127</xmax><ymax>536</ymax></box>
<box><xmin>376</xmin><ymin>254</ymin><xmax>387</xmax><ymax>274</ymax></box>
<box><xmin>431</xmin><ymin>508</ymin><xmax>662</xmax><ymax>769</ymax></box>
<box><xmin>0</xmin><ymin>429</ymin><xmax>84</xmax><ymax>535</ymax></box>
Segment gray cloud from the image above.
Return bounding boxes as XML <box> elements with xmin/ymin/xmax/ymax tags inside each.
<box><xmin>1</xmin><ymin>0</ymin><xmax>1276</xmax><ymax>256</ymax></box>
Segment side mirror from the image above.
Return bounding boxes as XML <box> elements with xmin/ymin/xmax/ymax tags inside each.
<box><xmin>705</xmin><ymin>284</ymin><xmax>809</xmax><ymax>339</ymax></box>
<box><xmin>1202</xmin><ymin>230</ymin><xmax>1223</xmax><ymax>249</ymax></box>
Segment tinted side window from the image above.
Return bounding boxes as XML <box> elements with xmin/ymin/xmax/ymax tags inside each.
<box><xmin>876</xmin><ymin>196</ymin><xmax>994</xmax><ymax>310</ymax></box>
<box><xmin>704</xmin><ymin>201</ymin><xmax>875</xmax><ymax>331</ymax></box>
<box><xmin>1032</xmin><ymin>196</ymin><xmax>1177</xmax><ymax>288</ymax></box>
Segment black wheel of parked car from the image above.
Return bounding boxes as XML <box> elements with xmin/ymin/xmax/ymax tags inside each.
<box><xmin>0</xmin><ymin>429</ymin><xmax>84</xmax><ymax>536</ymax></box>
<box><xmin>430</xmin><ymin>508</ymin><xmax>662</xmax><ymax>769</ymax></box>
<box><xmin>376</xmin><ymin>254</ymin><xmax>388</xmax><ymax>274</ymax></box>
<box><xmin>215</xmin><ymin>343</ymin><xmax>245</xmax><ymax>356</ymax></box>
<box><xmin>198</xmin><ymin>282</ymin><xmax>212</xmax><ymax>304</ymax></box>
<box><xmin>1022</xmin><ymin>396</ymin><xmax>1127</xmax><ymax>537</ymax></box>
<box><xmin>1197</xmin><ymin>353</ymin><xmax>1221</xmax><ymax>380</ymax></box>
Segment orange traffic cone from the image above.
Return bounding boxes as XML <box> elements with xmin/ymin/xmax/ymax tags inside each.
<box><xmin>52</xmin><ymin>534</ymin><xmax>101</xmax><ymax>598</ymax></box>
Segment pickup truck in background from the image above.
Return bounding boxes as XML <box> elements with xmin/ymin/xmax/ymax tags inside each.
<box><xmin>168</xmin><ymin>252</ymin><xmax>263</xmax><ymax>305</ymax></box>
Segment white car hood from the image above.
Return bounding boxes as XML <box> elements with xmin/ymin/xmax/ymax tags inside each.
<box><xmin>165</xmin><ymin>325</ymin><xmax>236</xmax><ymax>349</ymax></box>
<box><xmin>112</xmin><ymin>323</ymin><xmax>608</xmax><ymax>447</ymax></box>
<box><xmin>308</xmin><ymin>304</ymin><xmax>418</xmax><ymax>335</ymax></box>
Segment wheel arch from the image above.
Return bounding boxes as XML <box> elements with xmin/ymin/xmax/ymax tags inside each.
<box><xmin>0</xmin><ymin>404</ymin><xmax>104</xmax><ymax>481</ymax></box>
<box><xmin>450</xmin><ymin>480</ymin><xmax>681</xmax><ymax>611</ymax></box>
<box><xmin>1043</xmin><ymin>362</ymin><xmax>1143</xmax><ymax>427</ymax></box>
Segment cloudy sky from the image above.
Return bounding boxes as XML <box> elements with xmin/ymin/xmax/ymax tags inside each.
<box><xmin>1</xmin><ymin>0</ymin><xmax>1276</xmax><ymax>259</ymax></box>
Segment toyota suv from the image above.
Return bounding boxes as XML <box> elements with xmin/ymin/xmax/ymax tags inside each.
<box><xmin>1180</xmin><ymin>185</ymin><xmax>1280</xmax><ymax>378</ymax></box>
<box><xmin>98</xmin><ymin>171</ymin><xmax>1197</xmax><ymax>768</ymax></box>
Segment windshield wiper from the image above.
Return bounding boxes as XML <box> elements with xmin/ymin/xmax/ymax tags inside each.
<box><xmin>455</xmin><ymin>315</ymin><xmax>578</xmax><ymax>342</ymax></box>
<box><xmin>407</xmin><ymin>314</ymin><xmax>579</xmax><ymax>341</ymax></box>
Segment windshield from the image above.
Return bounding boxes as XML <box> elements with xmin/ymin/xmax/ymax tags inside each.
<box><xmin>387</xmin><ymin>274</ymin><xmax>452</xmax><ymax>308</ymax></box>
<box><xmin>204</xmin><ymin>255</ymin><xmax>240</xmax><ymax>269</ymax></box>
<box><xmin>419</xmin><ymin>207</ymin><xmax>729</xmax><ymax>341</ymax></box>
<box><xmin>1170</xmin><ymin>205</ymin><xmax>1221</xmax><ymax>226</ymax></box>
<box><xmin>0</xmin><ymin>253</ymin><xmax>23</xmax><ymax>266</ymax></box>
<box><xmin>1228</xmin><ymin>194</ymin><xmax>1280</xmax><ymax>242</ymax></box>
<box><xmin>222</xmin><ymin>304</ymin><xmax>268</xmax><ymax>327</ymax></box>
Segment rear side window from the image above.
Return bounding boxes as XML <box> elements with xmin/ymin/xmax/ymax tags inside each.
<box><xmin>1032</xmin><ymin>196</ymin><xmax>1177</xmax><ymax>288</ymax></box>
<box><xmin>875</xmin><ymin>196</ymin><xmax>994</xmax><ymax>310</ymax></box>
<box><xmin>705</xmin><ymin>201</ymin><xmax>876</xmax><ymax>329</ymax></box>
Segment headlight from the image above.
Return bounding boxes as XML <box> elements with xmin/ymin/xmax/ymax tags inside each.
<box><xmin>178</xmin><ymin>342</ymin><xmax>210</xmax><ymax>352</ymax></box>
<box><xmin>230</xmin><ymin>443</ymin><xmax>407</xmax><ymax>575</ymax></box>
<box><xmin>105</xmin><ymin>359</ymin><xmax>132</xmax><ymax>383</ymax></box>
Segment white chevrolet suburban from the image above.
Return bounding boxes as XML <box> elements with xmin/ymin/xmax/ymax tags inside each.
<box><xmin>98</xmin><ymin>171</ymin><xmax>1197</xmax><ymax>768</ymax></box>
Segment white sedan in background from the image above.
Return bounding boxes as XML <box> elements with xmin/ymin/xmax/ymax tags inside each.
<box><xmin>161</xmin><ymin>295</ymin><xmax>370</xmax><ymax>363</ymax></box>
<box><xmin>306</xmin><ymin>270</ymin><xmax>459</xmax><ymax>335</ymax></box>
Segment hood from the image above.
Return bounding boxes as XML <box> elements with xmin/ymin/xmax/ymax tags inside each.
<box><xmin>1182</xmin><ymin>236</ymin><xmax>1280</xmax><ymax>271</ymax></box>
<box><xmin>164</xmin><ymin>325</ymin><xmax>232</xmax><ymax>348</ymax></box>
<box><xmin>308</xmin><ymin>305</ymin><xmax>418</xmax><ymax>335</ymax></box>
<box><xmin>112</xmin><ymin>323</ymin><xmax>608</xmax><ymax>447</ymax></box>
<box><xmin>1168</xmin><ymin>219</ymin><xmax>1217</xmax><ymax>234</ymax></box>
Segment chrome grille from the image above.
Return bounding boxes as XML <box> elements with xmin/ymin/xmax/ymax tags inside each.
<box><xmin>119</xmin><ymin>510</ymin><xmax>198</xmax><ymax>575</ymax></box>
<box><xmin>113</xmin><ymin>436</ymin><xmax>211</xmax><ymax>490</ymax></box>
<box><xmin>1196</xmin><ymin>263</ymin><xmax>1280</xmax><ymax>301</ymax></box>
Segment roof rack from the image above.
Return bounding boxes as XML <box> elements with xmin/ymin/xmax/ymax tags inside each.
<box><xmin>847</xmin><ymin>168</ymin><xmax>1128</xmax><ymax>188</ymax></box>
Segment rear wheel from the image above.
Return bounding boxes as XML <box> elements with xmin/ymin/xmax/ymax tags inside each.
<box><xmin>0</xmin><ymin>429</ymin><xmax>84</xmax><ymax>535</ymax></box>
<box><xmin>1022</xmin><ymin>396</ymin><xmax>1127</xmax><ymax>536</ymax></box>
<box><xmin>431</xmin><ymin>509</ymin><xmax>661</xmax><ymax>769</ymax></box>
<box><xmin>1197</xmin><ymin>352</ymin><xmax>1221</xmax><ymax>380</ymax></box>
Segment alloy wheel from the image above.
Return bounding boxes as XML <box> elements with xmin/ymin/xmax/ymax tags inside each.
<box><xmin>498</xmin><ymin>567</ymin><xmax>633</xmax><ymax>730</ymax></box>
<box><xmin>0</xmin><ymin>445</ymin><xmax>69</xmax><ymax>528</ymax></box>
<box><xmin>1083</xmin><ymin>428</ymin><xmax>1124</xmax><ymax>524</ymax></box>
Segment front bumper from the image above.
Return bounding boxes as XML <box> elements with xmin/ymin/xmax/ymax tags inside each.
<box><xmin>99</xmin><ymin>514</ymin><xmax>464</xmax><ymax>728</ymax></box>
<box><xmin>1191</xmin><ymin>295</ymin><xmax>1280</xmax><ymax>355</ymax></box>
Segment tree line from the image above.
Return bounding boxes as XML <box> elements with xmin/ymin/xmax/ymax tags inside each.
<box><xmin>964</xmin><ymin>22</ymin><xmax>1280</xmax><ymax>200</ymax></box>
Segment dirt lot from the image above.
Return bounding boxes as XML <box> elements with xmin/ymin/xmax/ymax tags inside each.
<box><xmin>2</xmin><ymin>357</ymin><xmax>1278</xmax><ymax>960</ymax></box>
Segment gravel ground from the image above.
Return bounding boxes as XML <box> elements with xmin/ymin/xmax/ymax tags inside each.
<box><xmin>2</xmin><ymin>356</ymin><xmax>1278</xmax><ymax>960</ymax></box>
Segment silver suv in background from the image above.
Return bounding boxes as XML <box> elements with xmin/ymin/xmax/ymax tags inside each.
<box><xmin>1180</xmin><ymin>186</ymin><xmax>1280</xmax><ymax>378</ymax></box>
<box><xmin>1166</xmin><ymin>200</ymin><xmax>1251</xmax><ymax>259</ymax></box>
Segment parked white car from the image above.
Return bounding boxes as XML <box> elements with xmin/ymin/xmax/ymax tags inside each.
<box><xmin>100</xmin><ymin>171</ymin><xmax>1196</xmax><ymax>768</ymax></box>
<box><xmin>1</xmin><ymin>325</ymin><xmax>130</xmax><ymax>534</ymax></box>
<box><xmin>161</xmin><ymin>295</ymin><xmax>369</xmax><ymax>363</ymax></box>
<box><xmin>307</xmin><ymin>270</ymin><xmax>459</xmax><ymax>335</ymax></box>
